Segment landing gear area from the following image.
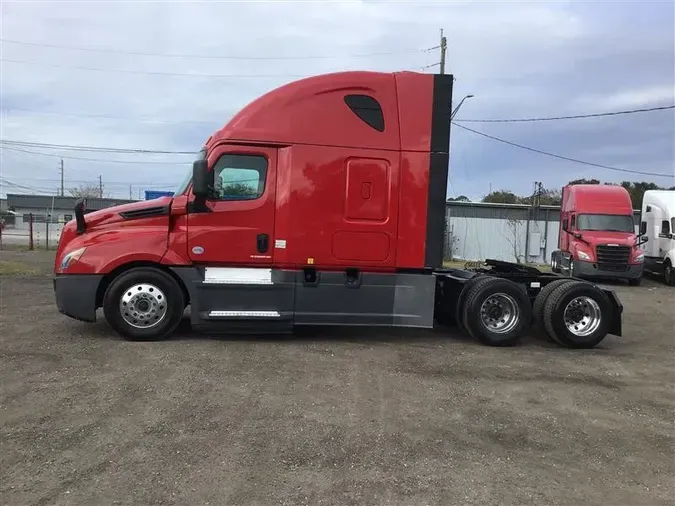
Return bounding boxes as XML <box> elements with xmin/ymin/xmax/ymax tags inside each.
<box><xmin>435</xmin><ymin>260</ymin><xmax>622</xmax><ymax>348</ymax></box>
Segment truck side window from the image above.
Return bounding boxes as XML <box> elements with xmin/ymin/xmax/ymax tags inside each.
<box><xmin>661</xmin><ymin>220</ymin><xmax>671</xmax><ymax>237</ymax></box>
<box><xmin>570</xmin><ymin>215</ymin><xmax>576</xmax><ymax>229</ymax></box>
<box><xmin>344</xmin><ymin>94</ymin><xmax>385</xmax><ymax>132</ymax></box>
<box><xmin>212</xmin><ymin>154</ymin><xmax>267</xmax><ymax>201</ymax></box>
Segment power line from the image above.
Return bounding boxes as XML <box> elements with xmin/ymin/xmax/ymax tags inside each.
<box><xmin>5</xmin><ymin>174</ymin><xmax>177</xmax><ymax>187</ymax></box>
<box><xmin>454</xmin><ymin>105</ymin><xmax>675</xmax><ymax>123</ymax></box>
<box><xmin>1</xmin><ymin>145</ymin><xmax>190</xmax><ymax>165</ymax></box>
<box><xmin>1</xmin><ymin>38</ymin><xmax>437</xmax><ymax>60</ymax></box>
<box><xmin>1</xmin><ymin>58</ymin><xmax>309</xmax><ymax>79</ymax></box>
<box><xmin>1</xmin><ymin>139</ymin><xmax>194</xmax><ymax>155</ymax></box>
<box><xmin>2</xmin><ymin>106</ymin><xmax>217</xmax><ymax>125</ymax></box>
<box><xmin>453</xmin><ymin>122</ymin><xmax>675</xmax><ymax>179</ymax></box>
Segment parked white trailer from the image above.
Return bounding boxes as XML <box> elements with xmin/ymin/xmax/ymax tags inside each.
<box><xmin>639</xmin><ymin>190</ymin><xmax>675</xmax><ymax>285</ymax></box>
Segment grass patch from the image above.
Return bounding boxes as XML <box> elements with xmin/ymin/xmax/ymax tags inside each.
<box><xmin>0</xmin><ymin>260</ymin><xmax>40</xmax><ymax>276</ymax></box>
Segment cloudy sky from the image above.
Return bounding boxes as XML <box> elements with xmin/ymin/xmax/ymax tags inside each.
<box><xmin>1</xmin><ymin>0</ymin><xmax>673</xmax><ymax>201</ymax></box>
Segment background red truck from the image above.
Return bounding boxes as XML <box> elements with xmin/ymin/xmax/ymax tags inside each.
<box><xmin>53</xmin><ymin>70</ymin><xmax>624</xmax><ymax>348</ymax></box>
<box><xmin>550</xmin><ymin>184</ymin><xmax>646</xmax><ymax>285</ymax></box>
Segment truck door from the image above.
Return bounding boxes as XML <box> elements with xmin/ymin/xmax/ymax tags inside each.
<box><xmin>186</xmin><ymin>145</ymin><xmax>277</xmax><ymax>265</ymax></box>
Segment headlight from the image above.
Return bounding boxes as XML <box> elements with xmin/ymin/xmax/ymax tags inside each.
<box><xmin>634</xmin><ymin>253</ymin><xmax>644</xmax><ymax>263</ymax></box>
<box><xmin>576</xmin><ymin>250</ymin><xmax>591</xmax><ymax>260</ymax></box>
<box><xmin>59</xmin><ymin>247</ymin><xmax>86</xmax><ymax>271</ymax></box>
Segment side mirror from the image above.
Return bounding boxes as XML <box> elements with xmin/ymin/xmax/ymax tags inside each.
<box><xmin>562</xmin><ymin>218</ymin><xmax>569</xmax><ymax>232</ymax></box>
<box><xmin>192</xmin><ymin>159</ymin><xmax>212</xmax><ymax>198</ymax></box>
<box><xmin>640</xmin><ymin>222</ymin><xmax>647</xmax><ymax>236</ymax></box>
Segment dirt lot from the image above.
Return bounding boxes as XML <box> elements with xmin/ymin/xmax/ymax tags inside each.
<box><xmin>1</xmin><ymin>251</ymin><xmax>674</xmax><ymax>505</ymax></box>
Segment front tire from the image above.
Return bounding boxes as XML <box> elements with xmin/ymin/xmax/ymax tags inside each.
<box><xmin>664</xmin><ymin>261</ymin><xmax>675</xmax><ymax>286</ymax></box>
<box><xmin>628</xmin><ymin>277</ymin><xmax>642</xmax><ymax>287</ymax></box>
<box><xmin>103</xmin><ymin>267</ymin><xmax>185</xmax><ymax>341</ymax></box>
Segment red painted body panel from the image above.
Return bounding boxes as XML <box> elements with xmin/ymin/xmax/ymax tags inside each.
<box><xmin>396</xmin><ymin>151</ymin><xmax>431</xmax><ymax>268</ymax></box>
<box><xmin>211</xmin><ymin>71</ymin><xmax>402</xmax><ymax>151</ymax></box>
<box><xmin>394</xmin><ymin>72</ymin><xmax>434</xmax><ymax>152</ymax></box>
<box><xmin>186</xmin><ymin>145</ymin><xmax>278</xmax><ymax>265</ymax></box>
<box><xmin>55</xmin><ymin>218</ymin><xmax>169</xmax><ymax>275</ymax></box>
<box><xmin>559</xmin><ymin>184</ymin><xmax>639</xmax><ymax>264</ymax></box>
<box><xmin>272</xmin><ymin>144</ymin><xmax>400</xmax><ymax>269</ymax></box>
<box><xmin>55</xmin><ymin>70</ymin><xmax>441</xmax><ymax>275</ymax></box>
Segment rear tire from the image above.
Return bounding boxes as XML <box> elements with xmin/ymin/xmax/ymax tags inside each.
<box><xmin>454</xmin><ymin>275</ymin><xmax>486</xmax><ymax>335</ymax></box>
<box><xmin>664</xmin><ymin>260</ymin><xmax>675</xmax><ymax>286</ymax></box>
<box><xmin>103</xmin><ymin>267</ymin><xmax>185</xmax><ymax>341</ymax></box>
<box><xmin>543</xmin><ymin>282</ymin><xmax>612</xmax><ymax>349</ymax></box>
<box><xmin>461</xmin><ymin>277</ymin><xmax>531</xmax><ymax>347</ymax></box>
<box><xmin>628</xmin><ymin>277</ymin><xmax>642</xmax><ymax>287</ymax></box>
<box><xmin>532</xmin><ymin>278</ymin><xmax>584</xmax><ymax>342</ymax></box>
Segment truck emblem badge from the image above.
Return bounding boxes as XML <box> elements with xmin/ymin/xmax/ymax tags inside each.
<box><xmin>192</xmin><ymin>246</ymin><xmax>204</xmax><ymax>255</ymax></box>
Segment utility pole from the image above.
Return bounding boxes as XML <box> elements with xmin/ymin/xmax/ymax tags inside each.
<box><xmin>98</xmin><ymin>175</ymin><xmax>103</xmax><ymax>198</ymax></box>
<box><xmin>439</xmin><ymin>29</ymin><xmax>447</xmax><ymax>75</ymax></box>
<box><xmin>59</xmin><ymin>158</ymin><xmax>64</xmax><ymax>196</ymax></box>
<box><xmin>129</xmin><ymin>185</ymin><xmax>132</xmax><ymax>200</ymax></box>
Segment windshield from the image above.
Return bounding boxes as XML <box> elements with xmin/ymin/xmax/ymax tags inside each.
<box><xmin>174</xmin><ymin>148</ymin><xmax>206</xmax><ymax>195</ymax></box>
<box><xmin>577</xmin><ymin>214</ymin><xmax>634</xmax><ymax>233</ymax></box>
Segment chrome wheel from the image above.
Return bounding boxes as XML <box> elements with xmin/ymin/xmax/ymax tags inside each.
<box><xmin>564</xmin><ymin>296</ymin><xmax>601</xmax><ymax>337</ymax></box>
<box><xmin>480</xmin><ymin>293</ymin><xmax>520</xmax><ymax>334</ymax></box>
<box><xmin>119</xmin><ymin>283</ymin><xmax>167</xmax><ymax>329</ymax></box>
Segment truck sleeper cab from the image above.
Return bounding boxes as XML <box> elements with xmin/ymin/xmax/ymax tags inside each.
<box><xmin>639</xmin><ymin>189</ymin><xmax>675</xmax><ymax>285</ymax></box>
<box><xmin>54</xmin><ymin>71</ymin><xmax>624</xmax><ymax>349</ymax></box>
<box><xmin>551</xmin><ymin>184</ymin><xmax>645</xmax><ymax>286</ymax></box>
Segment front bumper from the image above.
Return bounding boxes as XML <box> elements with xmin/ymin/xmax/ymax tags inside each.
<box><xmin>53</xmin><ymin>274</ymin><xmax>103</xmax><ymax>322</ymax></box>
<box><xmin>574</xmin><ymin>260</ymin><xmax>644</xmax><ymax>280</ymax></box>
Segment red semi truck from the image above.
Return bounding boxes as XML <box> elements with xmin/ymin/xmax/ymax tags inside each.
<box><xmin>550</xmin><ymin>184</ymin><xmax>645</xmax><ymax>285</ymax></box>
<box><xmin>53</xmin><ymin>71</ymin><xmax>623</xmax><ymax>348</ymax></box>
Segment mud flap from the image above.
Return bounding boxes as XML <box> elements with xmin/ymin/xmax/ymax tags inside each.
<box><xmin>602</xmin><ymin>288</ymin><xmax>623</xmax><ymax>337</ymax></box>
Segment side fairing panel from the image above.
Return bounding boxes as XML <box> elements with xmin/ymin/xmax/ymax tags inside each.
<box><xmin>395</xmin><ymin>72</ymin><xmax>434</xmax><ymax>152</ymax></box>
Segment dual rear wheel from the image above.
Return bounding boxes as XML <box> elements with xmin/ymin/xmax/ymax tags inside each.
<box><xmin>456</xmin><ymin>276</ymin><xmax>612</xmax><ymax>348</ymax></box>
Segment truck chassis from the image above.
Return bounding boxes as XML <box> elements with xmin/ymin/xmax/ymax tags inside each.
<box><xmin>55</xmin><ymin>258</ymin><xmax>622</xmax><ymax>348</ymax></box>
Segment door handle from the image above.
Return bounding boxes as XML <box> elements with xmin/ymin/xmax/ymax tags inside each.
<box><xmin>257</xmin><ymin>234</ymin><xmax>269</xmax><ymax>253</ymax></box>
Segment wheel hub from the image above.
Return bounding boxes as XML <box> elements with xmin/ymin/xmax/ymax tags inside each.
<box><xmin>563</xmin><ymin>296</ymin><xmax>601</xmax><ymax>337</ymax></box>
<box><xmin>480</xmin><ymin>293</ymin><xmax>520</xmax><ymax>334</ymax></box>
<box><xmin>119</xmin><ymin>283</ymin><xmax>168</xmax><ymax>329</ymax></box>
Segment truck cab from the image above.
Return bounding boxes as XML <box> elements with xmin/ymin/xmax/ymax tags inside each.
<box><xmin>54</xmin><ymin>70</ymin><xmax>454</xmax><ymax>337</ymax></box>
<box><xmin>551</xmin><ymin>184</ymin><xmax>645</xmax><ymax>285</ymax></box>
<box><xmin>639</xmin><ymin>189</ymin><xmax>675</xmax><ymax>285</ymax></box>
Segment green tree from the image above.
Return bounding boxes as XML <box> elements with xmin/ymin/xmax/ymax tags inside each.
<box><xmin>448</xmin><ymin>195</ymin><xmax>470</xmax><ymax>202</ymax></box>
<box><xmin>482</xmin><ymin>190</ymin><xmax>520</xmax><ymax>204</ymax></box>
<box><xmin>619</xmin><ymin>181</ymin><xmax>662</xmax><ymax>209</ymax></box>
<box><xmin>568</xmin><ymin>178</ymin><xmax>600</xmax><ymax>185</ymax></box>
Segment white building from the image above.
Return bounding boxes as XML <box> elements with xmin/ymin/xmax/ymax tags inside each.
<box><xmin>444</xmin><ymin>201</ymin><xmax>641</xmax><ymax>265</ymax></box>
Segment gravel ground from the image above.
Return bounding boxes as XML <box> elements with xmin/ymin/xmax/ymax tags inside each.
<box><xmin>1</xmin><ymin>251</ymin><xmax>674</xmax><ymax>505</ymax></box>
